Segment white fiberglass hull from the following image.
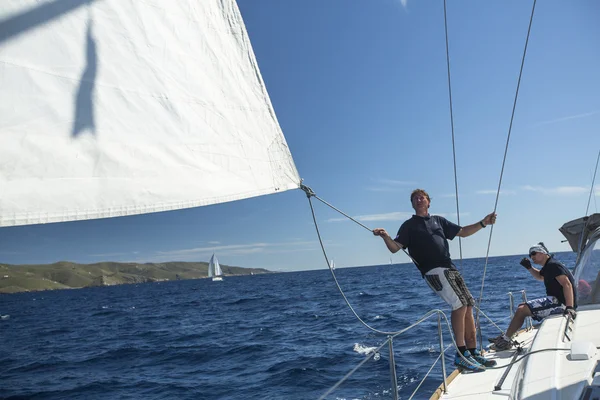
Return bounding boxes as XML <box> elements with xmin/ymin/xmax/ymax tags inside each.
<box><xmin>434</xmin><ymin>307</ymin><xmax>600</xmax><ymax>400</ymax></box>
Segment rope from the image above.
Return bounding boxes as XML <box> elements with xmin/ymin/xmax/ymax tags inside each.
<box><xmin>302</xmin><ymin>183</ymin><xmax>510</xmax><ymax>341</ymax></box>
<box><xmin>305</xmin><ymin>193</ymin><xmax>421</xmax><ymax>335</ymax></box>
<box><xmin>302</xmin><ymin>183</ymin><xmax>529</xmax><ymax>400</ymax></box>
<box><xmin>473</xmin><ymin>304</ymin><xmax>507</xmax><ymax>334</ymax></box>
<box><xmin>301</xmin><ymin>183</ymin><xmax>417</xmax><ymax>264</ymax></box>
<box><xmin>442</xmin><ymin>0</ymin><xmax>463</xmax><ymax>270</ymax></box>
<box><xmin>585</xmin><ymin>149</ymin><xmax>600</xmax><ymax>216</ymax></box>
<box><xmin>475</xmin><ymin>0</ymin><xmax>537</xmax><ymax>350</ymax></box>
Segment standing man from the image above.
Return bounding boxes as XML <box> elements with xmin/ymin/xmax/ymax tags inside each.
<box><xmin>493</xmin><ymin>242</ymin><xmax>577</xmax><ymax>350</ymax></box>
<box><xmin>373</xmin><ymin>188</ymin><xmax>496</xmax><ymax>371</ymax></box>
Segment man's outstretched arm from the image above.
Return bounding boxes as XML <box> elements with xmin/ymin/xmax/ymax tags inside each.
<box><xmin>457</xmin><ymin>212</ymin><xmax>497</xmax><ymax>238</ymax></box>
<box><xmin>373</xmin><ymin>228</ymin><xmax>402</xmax><ymax>253</ymax></box>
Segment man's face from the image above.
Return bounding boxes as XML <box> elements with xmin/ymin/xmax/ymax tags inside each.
<box><xmin>411</xmin><ymin>194</ymin><xmax>430</xmax><ymax>211</ymax></box>
<box><xmin>530</xmin><ymin>251</ymin><xmax>542</xmax><ymax>265</ymax></box>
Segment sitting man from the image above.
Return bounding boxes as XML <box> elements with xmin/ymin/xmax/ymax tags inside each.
<box><xmin>494</xmin><ymin>242</ymin><xmax>577</xmax><ymax>350</ymax></box>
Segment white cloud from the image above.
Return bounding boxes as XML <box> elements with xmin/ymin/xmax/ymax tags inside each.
<box><xmin>365</xmin><ymin>187</ymin><xmax>404</xmax><ymax>192</ymax></box>
<box><xmin>376</xmin><ymin>178</ymin><xmax>414</xmax><ymax>185</ymax></box>
<box><xmin>522</xmin><ymin>185</ymin><xmax>588</xmax><ymax>195</ymax></box>
<box><xmin>366</xmin><ymin>178</ymin><xmax>415</xmax><ymax>192</ymax></box>
<box><xmin>476</xmin><ymin>190</ymin><xmax>516</xmax><ymax>195</ymax></box>
<box><xmin>328</xmin><ymin>211</ymin><xmax>413</xmax><ymax>223</ymax></box>
<box><xmin>328</xmin><ymin>211</ymin><xmax>469</xmax><ymax>223</ymax></box>
<box><xmin>535</xmin><ymin>110</ymin><xmax>598</xmax><ymax>126</ymax></box>
<box><xmin>399</xmin><ymin>0</ymin><xmax>408</xmax><ymax>8</ymax></box>
<box><xmin>154</xmin><ymin>241</ymin><xmax>317</xmax><ymax>260</ymax></box>
<box><xmin>208</xmin><ymin>241</ymin><xmax>220</xmax><ymax>245</ymax></box>
<box><xmin>90</xmin><ymin>252</ymin><xmax>131</xmax><ymax>258</ymax></box>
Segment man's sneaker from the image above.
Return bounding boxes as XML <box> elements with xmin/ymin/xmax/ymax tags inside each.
<box><xmin>494</xmin><ymin>336</ymin><xmax>514</xmax><ymax>351</ymax></box>
<box><xmin>488</xmin><ymin>334</ymin><xmax>503</xmax><ymax>343</ymax></box>
<box><xmin>454</xmin><ymin>350</ymin><xmax>485</xmax><ymax>372</ymax></box>
<box><xmin>471</xmin><ymin>349</ymin><xmax>497</xmax><ymax>367</ymax></box>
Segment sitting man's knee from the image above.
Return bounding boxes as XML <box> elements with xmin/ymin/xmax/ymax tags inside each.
<box><xmin>516</xmin><ymin>304</ymin><xmax>530</xmax><ymax>315</ymax></box>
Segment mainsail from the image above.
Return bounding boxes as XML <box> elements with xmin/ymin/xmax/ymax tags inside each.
<box><xmin>208</xmin><ymin>254</ymin><xmax>223</xmax><ymax>280</ymax></box>
<box><xmin>0</xmin><ymin>0</ymin><xmax>300</xmax><ymax>227</ymax></box>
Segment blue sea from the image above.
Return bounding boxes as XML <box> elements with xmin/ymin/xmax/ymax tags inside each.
<box><xmin>0</xmin><ymin>252</ymin><xmax>577</xmax><ymax>400</ymax></box>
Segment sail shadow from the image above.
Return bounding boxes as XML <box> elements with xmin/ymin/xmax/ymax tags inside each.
<box><xmin>72</xmin><ymin>21</ymin><xmax>97</xmax><ymax>137</ymax></box>
<box><xmin>0</xmin><ymin>0</ymin><xmax>95</xmax><ymax>44</ymax></box>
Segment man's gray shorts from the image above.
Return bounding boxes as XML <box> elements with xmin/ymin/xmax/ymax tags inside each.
<box><xmin>424</xmin><ymin>267</ymin><xmax>475</xmax><ymax>311</ymax></box>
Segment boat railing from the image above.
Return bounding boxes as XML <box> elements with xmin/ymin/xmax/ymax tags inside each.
<box><xmin>319</xmin><ymin>291</ymin><xmax>526</xmax><ymax>400</ymax></box>
<box><xmin>317</xmin><ymin>309</ymin><xmax>451</xmax><ymax>400</ymax></box>
<box><xmin>520</xmin><ymin>290</ymin><xmax>533</xmax><ymax>330</ymax></box>
<box><xmin>508</xmin><ymin>291</ymin><xmax>515</xmax><ymax>317</ymax></box>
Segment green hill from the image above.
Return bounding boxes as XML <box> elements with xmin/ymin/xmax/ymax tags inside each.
<box><xmin>0</xmin><ymin>261</ymin><xmax>271</xmax><ymax>294</ymax></box>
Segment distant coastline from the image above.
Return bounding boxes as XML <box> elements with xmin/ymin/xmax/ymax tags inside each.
<box><xmin>0</xmin><ymin>261</ymin><xmax>272</xmax><ymax>294</ymax></box>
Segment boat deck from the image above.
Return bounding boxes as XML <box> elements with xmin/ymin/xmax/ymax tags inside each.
<box><xmin>432</xmin><ymin>328</ymin><xmax>538</xmax><ymax>400</ymax></box>
<box><xmin>432</xmin><ymin>306</ymin><xmax>600</xmax><ymax>400</ymax></box>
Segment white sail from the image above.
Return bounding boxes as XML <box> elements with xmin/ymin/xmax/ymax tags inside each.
<box><xmin>208</xmin><ymin>253</ymin><xmax>223</xmax><ymax>281</ymax></box>
<box><xmin>208</xmin><ymin>254</ymin><xmax>215</xmax><ymax>278</ymax></box>
<box><xmin>213</xmin><ymin>257</ymin><xmax>223</xmax><ymax>278</ymax></box>
<box><xmin>0</xmin><ymin>0</ymin><xmax>300</xmax><ymax>227</ymax></box>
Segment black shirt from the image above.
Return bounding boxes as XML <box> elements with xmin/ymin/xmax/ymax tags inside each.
<box><xmin>394</xmin><ymin>215</ymin><xmax>461</xmax><ymax>276</ymax></box>
<box><xmin>540</xmin><ymin>256</ymin><xmax>578</xmax><ymax>309</ymax></box>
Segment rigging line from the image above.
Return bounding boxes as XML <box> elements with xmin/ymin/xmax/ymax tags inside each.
<box><xmin>305</xmin><ymin>195</ymin><xmax>402</xmax><ymax>335</ymax></box>
<box><xmin>305</xmin><ymin>190</ymin><xmax>449</xmax><ymax>337</ymax></box>
<box><xmin>443</xmin><ymin>0</ymin><xmax>463</xmax><ymax>270</ymax></box>
<box><xmin>584</xmin><ymin>149</ymin><xmax>600</xmax><ymax>216</ymax></box>
<box><xmin>475</xmin><ymin>0</ymin><xmax>537</xmax><ymax>348</ymax></box>
<box><xmin>574</xmin><ymin>149</ymin><xmax>600</xmax><ymax>260</ymax></box>
<box><xmin>302</xmin><ymin>186</ymin><xmax>512</xmax><ymax>359</ymax></box>
<box><xmin>307</xmin><ymin>189</ymin><xmax>417</xmax><ymax>263</ymax></box>
<box><xmin>472</xmin><ymin>304</ymin><xmax>508</xmax><ymax>334</ymax></box>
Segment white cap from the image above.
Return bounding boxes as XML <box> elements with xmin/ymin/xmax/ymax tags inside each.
<box><xmin>529</xmin><ymin>243</ymin><xmax>548</xmax><ymax>255</ymax></box>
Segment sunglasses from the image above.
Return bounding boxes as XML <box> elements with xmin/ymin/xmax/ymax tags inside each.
<box><xmin>529</xmin><ymin>252</ymin><xmax>538</xmax><ymax>257</ymax></box>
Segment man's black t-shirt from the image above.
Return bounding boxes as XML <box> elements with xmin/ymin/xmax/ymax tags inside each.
<box><xmin>394</xmin><ymin>215</ymin><xmax>461</xmax><ymax>276</ymax></box>
<box><xmin>540</xmin><ymin>257</ymin><xmax>578</xmax><ymax>308</ymax></box>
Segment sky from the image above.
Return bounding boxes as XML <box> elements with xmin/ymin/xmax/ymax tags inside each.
<box><xmin>1</xmin><ymin>0</ymin><xmax>599</xmax><ymax>272</ymax></box>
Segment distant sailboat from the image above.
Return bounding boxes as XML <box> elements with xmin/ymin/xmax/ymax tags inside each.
<box><xmin>208</xmin><ymin>254</ymin><xmax>223</xmax><ymax>282</ymax></box>
<box><xmin>329</xmin><ymin>259</ymin><xmax>335</xmax><ymax>270</ymax></box>
<box><xmin>389</xmin><ymin>257</ymin><xmax>393</xmax><ymax>265</ymax></box>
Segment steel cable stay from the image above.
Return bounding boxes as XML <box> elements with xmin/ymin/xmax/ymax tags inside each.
<box><xmin>584</xmin><ymin>150</ymin><xmax>600</xmax><ymax>216</ymax></box>
<box><xmin>473</xmin><ymin>0</ymin><xmax>538</xmax><ymax>351</ymax></box>
<box><xmin>443</xmin><ymin>0</ymin><xmax>464</xmax><ymax>271</ymax></box>
<box><xmin>307</xmin><ymin>0</ymin><xmax>540</xmax><ymax>394</ymax></box>
<box><xmin>441</xmin><ymin>0</ymin><xmax>538</xmax><ymax>351</ymax></box>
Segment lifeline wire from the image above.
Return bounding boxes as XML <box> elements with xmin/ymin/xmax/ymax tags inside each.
<box><xmin>475</xmin><ymin>0</ymin><xmax>537</xmax><ymax>350</ymax></box>
<box><xmin>320</xmin><ymin>303</ymin><xmax>561</xmax><ymax>400</ymax></box>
